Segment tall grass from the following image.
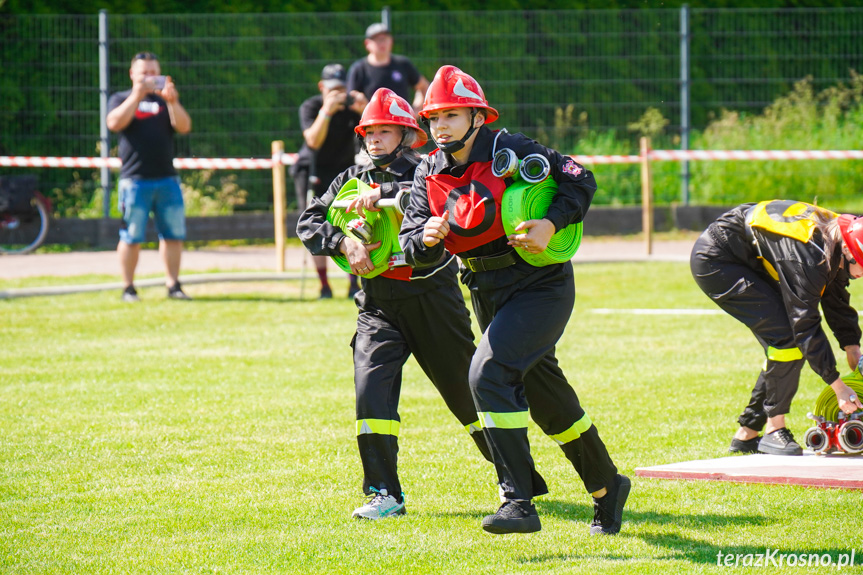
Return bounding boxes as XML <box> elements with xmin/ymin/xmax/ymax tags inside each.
<box><xmin>571</xmin><ymin>74</ymin><xmax>863</xmax><ymax>211</ymax></box>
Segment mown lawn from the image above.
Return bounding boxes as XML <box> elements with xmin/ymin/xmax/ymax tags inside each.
<box><xmin>2</xmin><ymin>262</ymin><xmax>861</xmax><ymax>574</ymax></box>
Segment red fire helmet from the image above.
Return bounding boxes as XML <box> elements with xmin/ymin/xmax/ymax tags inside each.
<box><xmin>355</xmin><ymin>88</ymin><xmax>427</xmax><ymax>148</ymax></box>
<box><xmin>419</xmin><ymin>65</ymin><xmax>499</xmax><ymax>124</ymax></box>
<box><xmin>838</xmin><ymin>213</ymin><xmax>863</xmax><ymax>264</ymax></box>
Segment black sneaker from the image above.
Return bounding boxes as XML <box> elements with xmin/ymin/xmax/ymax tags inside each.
<box><xmin>729</xmin><ymin>436</ymin><xmax>761</xmax><ymax>454</ymax></box>
<box><xmin>481</xmin><ymin>499</ymin><xmax>541</xmax><ymax>534</ymax></box>
<box><xmin>167</xmin><ymin>282</ymin><xmax>191</xmax><ymax>300</ymax></box>
<box><xmin>757</xmin><ymin>428</ymin><xmax>803</xmax><ymax>456</ymax></box>
<box><xmin>589</xmin><ymin>474</ymin><xmax>631</xmax><ymax>535</ymax></box>
<box><xmin>319</xmin><ymin>285</ymin><xmax>333</xmax><ymax>299</ymax></box>
<box><xmin>347</xmin><ymin>284</ymin><xmax>360</xmax><ymax>299</ymax></box>
<box><xmin>121</xmin><ymin>285</ymin><xmax>140</xmax><ymax>303</ymax></box>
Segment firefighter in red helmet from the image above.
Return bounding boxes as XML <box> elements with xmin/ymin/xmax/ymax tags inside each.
<box><xmin>692</xmin><ymin>200</ymin><xmax>863</xmax><ymax>455</ymax></box>
<box><xmin>298</xmin><ymin>88</ymin><xmax>493</xmax><ymax>520</ymax></box>
<box><xmin>399</xmin><ymin>65</ymin><xmax>629</xmax><ymax>536</ymax></box>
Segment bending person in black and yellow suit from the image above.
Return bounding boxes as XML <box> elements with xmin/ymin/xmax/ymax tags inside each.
<box><xmin>399</xmin><ymin>66</ymin><xmax>628</xmax><ymax>536</ymax></box>
<box><xmin>297</xmin><ymin>88</ymin><xmax>493</xmax><ymax>520</ymax></box>
<box><xmin>691</xmin><ymin>200</ymin><xmax>863</xmax><ymax>455</ymax></box>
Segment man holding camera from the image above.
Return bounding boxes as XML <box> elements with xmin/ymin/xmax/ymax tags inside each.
<box><xmin>107</xmin><ymin>51</ymin><xmax>192</xmax><ymax>302</ymax></box>
<box><xmin>292</xmin><ymin>63</ymin><xmax>367</xmax><ymax>299</ymax></box>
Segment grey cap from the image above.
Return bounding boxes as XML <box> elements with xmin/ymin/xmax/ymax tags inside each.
<box><xmin>320</xmin><ymin>63</ymin><xmax>346</xmax><ymax>89</ymax></box>
<box><xmin>365</xmin><ymin>22</ymin><xmax>391</xmax><ymax>39</ymax></box>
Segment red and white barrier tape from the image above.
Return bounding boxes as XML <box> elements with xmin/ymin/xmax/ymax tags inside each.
<box><xmin>2</xmin><ymin>150</ymin><xmax>862</xmax><ymax>170</ymax></box>
<box><xmin>570</xmin><ymin>149</ymin><xmax>863</xmax><ymax>164</ymax></box>
<box><xmin>649</xmin><ymin>150</ymin><xmax>863</xmax><ymax>162</ymax></box>
<box><xmin>0</xmin><ymin>153</ymin><xmax>298</xmax><ymax>170</ymax></box>
<box><xmin>571</xmin><ymin>154</ymin><xmax>642</xmax><ymax>165</ymax></box>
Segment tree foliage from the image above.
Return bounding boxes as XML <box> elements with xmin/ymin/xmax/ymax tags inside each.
<box><xmin>8</xmin><ymin>0</ymin><xmax>863</xmax><ymax>14</ymax></box>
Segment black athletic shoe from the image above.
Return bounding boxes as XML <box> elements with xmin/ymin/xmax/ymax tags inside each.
<box><xmin>347</xmin><ymin>284</ymin><xmax>360</xmax><ymax>299</ymax></box>
<box><xmin>319</xmin><ymin>286</ymin><xmax>333</xmax><ymax>299</ymax></box>
<box><xmin>481</xmin><ymin>499</ymin><xmax>541</xmax><ymax>534</ymax></box>
<box><xmin>589</xmin><ymin>474</ymin><xmax>631</xmax><ymax>535</ymax></box>
<box><xmin>121</xmin><ymin>285</ymin><xmax>140</xmax><ymax>303</ymax></box>
<box><xmin>167</xmin><ymin>282</ymin><xmax>191</xmax><ymax>300</ymax></box>
<box><xmin>757</xmin><ymin>428</ymin><xmax>803</xmax><ymax>456</ymax></box>
<box><xmin>729</xmin><ymin>436</ymin><xmax>761</xmax><ymax>454</ymax></box>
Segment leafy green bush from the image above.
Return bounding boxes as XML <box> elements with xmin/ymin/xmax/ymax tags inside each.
<box><xmin>689</xmin><ymin>73</ymin><xmax>863</xmax><ymax>210</ymax></box>
<box><xmin>180</xmin><ymin>170</ymin><xmax>249</xmax><ymax>216</ymax></box>
<box><xmin>565</xmin><ymin>73</ymin><xmax>863</xmax><ymax>210</ymax></box>
<box><xmin>50</xmin><ymin>169</ymin><xmax>249</xmax><ymax>218</ymax></box>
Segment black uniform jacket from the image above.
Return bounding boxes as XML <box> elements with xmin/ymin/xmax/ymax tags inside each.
<box><xmin>711</xmin><ymin>203</ymin><xmax>861</xmax><ymax>384</ymax></box>
<box><xmin>398</xmin><ymin>126</ymin><xmax>596</xmax><ymax>291</ymax></box>
<box><xmin>297</xmin><ymin>152</ymin><xmax>459</xmax><ymax>300</ymax></box>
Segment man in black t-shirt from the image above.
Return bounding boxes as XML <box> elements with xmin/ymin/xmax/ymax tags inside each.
<box><xmin>107</xmin><ymin>51</ymin><xmax>192</xmax><ymax>303</ymax></box>
<box><xmin>346</xmin><ymin>23</ymin><xmax>429</xmax><ymax>114</ymax></box>
<box><xmin>292</xmin><ymin>63</ymin><xmax>367</xmax><ymax>299</ymax></box>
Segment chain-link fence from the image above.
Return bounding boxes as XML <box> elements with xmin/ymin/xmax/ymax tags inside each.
<box><xmin>2</xmin><ymin>7</ymin><xmax>862</xmax><ymax>214</ymax></box>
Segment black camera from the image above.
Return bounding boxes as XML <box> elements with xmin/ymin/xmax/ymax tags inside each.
<box><xmin>344</xmin><ymin>93</ymin><xmax>354</xmax><ymax>107</ymax></box>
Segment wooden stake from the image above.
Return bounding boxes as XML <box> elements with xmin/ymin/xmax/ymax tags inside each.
<box><xmin>640</xmin><ymin>136</ymin><xmax>653</xmax><ymax>256</ymax></box>
<box><xmin>272</xmin><ymin>140</ymin><xmax>287</xmax><ymax>272</ymax></box>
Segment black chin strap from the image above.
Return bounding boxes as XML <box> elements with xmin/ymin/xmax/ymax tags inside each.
<box><xmin>358</xmin><ymin>131</ymin><xmax>407</xmax><ymax>168</ymax></box>
<box><xmin>425</xmin><ymin>109</ymin><xmax>478</xmax><ymax>154</ymax></box>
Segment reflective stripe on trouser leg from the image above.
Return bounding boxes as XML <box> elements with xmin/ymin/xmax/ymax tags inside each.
<box><xmin>765</xmin><ymin>346</ymin><xmax>803</xmax><ymax>364</ymax></box>
<box><xmin>357</xmin><ymin>419</ymin><xmax>400</xmax><ymax>437</ymax></box>
<box><xmin>478</xmin><ymin>411</ymin><xmax>530</xmax><ymax>430</ymax></box>
<box><xmin>547</xmin><ymin>413</ymin><xmax>592</xmax><ymax>445</ymax></box>
<box><xmin>465</xmin><ymin>421</ymin><xmax>482</xmax><ymax>435</ymax></box>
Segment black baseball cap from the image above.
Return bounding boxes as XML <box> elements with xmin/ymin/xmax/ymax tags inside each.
<box><xmin>365</xmin><ymin>23</ymin><xmax>391</xmax><ymax>39</ymax></box>
<box><xmin>321</xmin><ymin>64</ymin><xmax>346</xmax><ymax>89</ymax></box>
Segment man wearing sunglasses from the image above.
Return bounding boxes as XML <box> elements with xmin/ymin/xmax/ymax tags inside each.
<box><xmin>107</xmin><ymin>51</ymin><xmax>192</xmax><ymax>302</ymax></box>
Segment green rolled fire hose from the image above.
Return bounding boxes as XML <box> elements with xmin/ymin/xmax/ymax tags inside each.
<box><xmin>326</xmin><ymin>178</ymin><xmax>401</xmax><ymax>279</ymax></box>
<box><xmin>500</xmin><ymin>176</ymin><xmax>583</xmax><ymax>267</ymax></box>
<box><xmin>812</xmin><ymin>369</ymin><xmax>863</xmax><ymax>421</ymax></box>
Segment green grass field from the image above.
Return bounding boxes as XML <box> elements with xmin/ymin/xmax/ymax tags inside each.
<box><xmin>2</xmin><ymin>262</ymin><xmax>862</xmax><ymax>574</ymax></box>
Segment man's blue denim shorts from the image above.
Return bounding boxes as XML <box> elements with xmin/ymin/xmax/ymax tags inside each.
<box><xmin>118</xmin><ymin>176</ymin><xmax>186</xmax><ymax>244</ymax></box>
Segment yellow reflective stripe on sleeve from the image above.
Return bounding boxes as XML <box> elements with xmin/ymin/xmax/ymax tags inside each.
<box><xmin>766</xmin><ymin>346</ymin><xmax>803</xmax><ymax>362</ymax></box>
<box><xmin>465</xmin><ymin>421</ymin><xmax>483</xmax><ymax>435</ymax></box>
<box><xmin>356</xmin><ymin>419</ymin><xmax>400</xmax><ymax>437</ymax></box>
<box><xmin>477</xmin><ymin>411</ymin><xmax>530</xmax><ymax>429</ymax></box>
<box><xmin>548</xmin><ymin>413</ymin><xmax>593</xmax><ymax>445</ymax></box>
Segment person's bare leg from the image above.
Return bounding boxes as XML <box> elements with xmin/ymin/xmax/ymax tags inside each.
<box><xmin>118</xmin><ymin>240</ymin><xmax>141</xmax><ymax>288</ymax></box>
<box><xmin>160</xmin><ymin>239</ymin><xmax>183</xmax><ymax>288</ymax></box>
<box><xmin>734</xmin><ymin>426</ymin><xmax>760</xmax><ymax>441</ymax></box>
<box><xmin>764</xmin><ymin>414</ymin><xmax>786</xmax><ymax>436</ymax></box>
<box><xmin>314</xmin><ymin>255</ymin><xmax>331</xmax><ymax>295</ymax></box>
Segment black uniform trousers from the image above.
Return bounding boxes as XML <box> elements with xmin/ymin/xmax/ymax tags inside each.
<box><xmin>351</xmin><ymin>284</ymin><xmax>492</xmax><ymax>500</ymax></box>
<box><xmin>691</xmin><ymin>231</ymin><xmax>805</xmax><ymax>430</ymax></box>
<box><xmin>467</xmin><ymin>262</ymin><xmax>618</xmax><ymax>501</ymax></box>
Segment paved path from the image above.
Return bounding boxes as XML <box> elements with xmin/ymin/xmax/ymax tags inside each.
<box><xmin>0</xmin><ymin>238</ymin><xmax>696</xmax><ymax>280</ymax></box>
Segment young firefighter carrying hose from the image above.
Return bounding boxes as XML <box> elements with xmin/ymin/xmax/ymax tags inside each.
<box><xmin>296</xmin><ymin>88</ymin><xmax>493</xmax><ymax>520</ymax></box>
<box><xmin>691</xmin><ymin>200</ymin><xmax>863</xmax><ymax>455</ymax></box>
<box><xmin>398</xmin><ymin>65</ymin><xmax>630</xmax><ymax>536</ymax></box>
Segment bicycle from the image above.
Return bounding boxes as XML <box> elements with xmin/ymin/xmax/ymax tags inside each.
<box><xmin>0</xmin><ymin>175</ymin><xmax>51</xmax><ymax>255</ymax></box>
